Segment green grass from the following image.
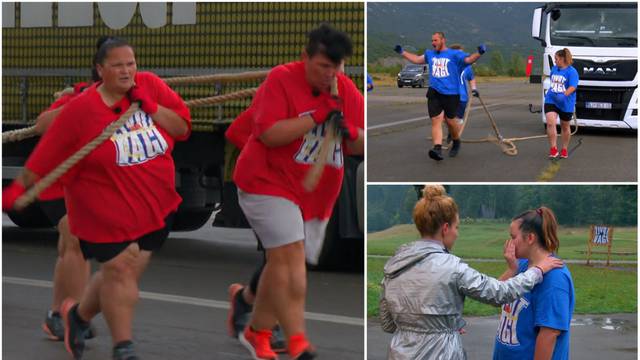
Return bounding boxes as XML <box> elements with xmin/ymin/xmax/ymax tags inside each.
<box><xmin>368</xmin><ymin>258</ymin><xmax>637</xmax><ymax>318</ymax></box>
<box><xmin>367</xmin><ymin>221</ymin><xmax>637</xmax><ymax>261</ymax></box>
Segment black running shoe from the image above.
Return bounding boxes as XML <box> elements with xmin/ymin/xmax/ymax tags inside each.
<box><xmin>449</xmin><ymin>139</ymin><xmax>461</xmax><ymax>157</ymax></box>
<box><xmin>42</xmin><ymin>310</ymin><xmax>65</xmax><ymax>341</ymax></box>
<box><xmin>428</xmin><ymin>145</ymin><xmax>444</xmax><ymax>161</ymax></box>
<box><xmin>113</xmin><ymin>340</ymin><xmax>140</xmax><ymax>360</ymax></box>
<box><xmin>61</xmin><ymin>299</ymin><xmax>89</xmax><ymax>359</ymax></box>
<box><xmin>271</xmin><ymin>325</ymin><xmax>287</xmax><ymax>353</ymax></box>
<box><xmin>227</xmin><ymin>284</ymin><xmax>253</xmax><ymax>338</ymax></box>
<box><xmin>446</xmin><ymin>133</ymin><xmax>452</xmax><ymax>145</ymax></box>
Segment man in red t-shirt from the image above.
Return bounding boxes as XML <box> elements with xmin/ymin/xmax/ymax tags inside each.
<box><xmin>232</xmin><ymin>24</ymin><xmax>364</xmax><ymax>360</ymax></box>
<box><xmin>3</xmin><ymin>37</ymin><xmax>190</xmax><ymax>360</ymax></box>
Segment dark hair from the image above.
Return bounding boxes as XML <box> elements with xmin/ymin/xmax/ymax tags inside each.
<box><xmin>555</xmin><ymin>48</ymin><xmax>573</xmax><ymax>66</ymax></box>
<box><xmin>305</xmin><ymin>23</ymin><xmax>353</xmax><ymax>64</ymax></box>
<box><xmin>91</xmin><ymin>36</ymin><xmax>133</xmax><ymax>81</ymax></box>
<box><xmin>513</xmin><ymin>206</ymin><xmax>560</xmax><ymax>252</ymax></box>
<box><xmin>433</xmin><ymin>32</ymin><xmax>446</xmax><ymax>39</ymax></box>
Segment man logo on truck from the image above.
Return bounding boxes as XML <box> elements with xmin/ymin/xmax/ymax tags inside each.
<box><xmin>583</xmin><ymin>67</ymin><xmax>617</xmax><ymax>76</ymax></box>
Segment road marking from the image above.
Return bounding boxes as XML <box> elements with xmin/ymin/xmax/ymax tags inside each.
<box><xmin>3</xmin><ymin>276</ymin><xmax>363</xmax><ymax>327</ymax></box>
<box><xmin>368</xmin><ymin>102</ymin><xmax>506</xmax><ymax>130</ymax></box>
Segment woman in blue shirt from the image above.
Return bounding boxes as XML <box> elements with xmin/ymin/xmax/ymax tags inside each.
<box><xmin>493</xmin><ymin>207</ymin><xmax>575</xmax><ymax>360</ymax></box>
<box><xmin>544</xmin><ymin>48</ymin><xmax>579</xmax><ymax>159</ymax></box>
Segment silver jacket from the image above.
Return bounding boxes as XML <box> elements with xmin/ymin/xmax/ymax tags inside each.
<box><xmin>380</xmin><ymin>240</ymin><xmax>542</xmax><ymax>360</ymax></box>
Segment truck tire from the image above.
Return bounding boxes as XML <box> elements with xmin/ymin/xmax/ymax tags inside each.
<box><xmin>171</xmin><ymin>208</ymin><xmax>214</xmax><ymax>231</ymax></box>
<box><xmin>6</xmin><ymin>203</ymin><xmax>54</xmax><ymax>228</ymax></box>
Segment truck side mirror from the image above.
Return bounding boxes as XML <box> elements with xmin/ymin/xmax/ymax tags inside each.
<box><xmin>531</xmin><ymin>7</ymin><xmax>546</xmax><ymax>47</ymax></box>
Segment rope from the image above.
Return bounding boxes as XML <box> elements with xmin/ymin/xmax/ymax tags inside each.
<box><xmin>14</xmin><ymin>103</ymin><xmax>140</xmax><ymax>210</ymax></box>
<box><xmin>2</xmin><ymin>126</ymin><xmax>38</xmax><ymax>144</ymax></box>
<box><xmin>164</xmin><ymin>70</ymin><xmax>269</xmax><ymax>86</ymax></box>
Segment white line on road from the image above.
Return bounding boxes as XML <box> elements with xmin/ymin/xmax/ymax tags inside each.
<box><xmin>3</xmin><ymin>276</ymin><xmax>364</xmax><ymax>327</ymax></box>
<box><xmin>367</xmin><ymin>102</ymin><xmax>506</xmax><ymax>130</ymax></box>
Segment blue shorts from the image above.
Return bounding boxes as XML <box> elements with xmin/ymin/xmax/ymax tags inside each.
<box><xmin>456</xmin><ymin>101</ymin><xmax>467</xmax><ymax>119</ymax></box>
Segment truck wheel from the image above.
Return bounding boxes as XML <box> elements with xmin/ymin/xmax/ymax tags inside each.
<box><xmin>6</xmin><ymin>203</ymin><xmax>54</xmax><ymax>228</ymax></box>
<box><xmin>171</xmin><ymin>208</ymin><xmax>214</xmax><ymax>231</ymax></box>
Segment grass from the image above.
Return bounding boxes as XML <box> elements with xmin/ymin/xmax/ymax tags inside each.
<box><xmin>368</xmin><ymin>258</ymin><xmax>637</xmax><ymax>318</ymax></box>
<box><xmin>368</xmin><ymin>222</ymin><xmax>637</xmax><ymax>261</ymax></box>
<box><xmin>369</xmin><ymin>72</ymin><xmax>528</xmax><ymax>87</ymax></box>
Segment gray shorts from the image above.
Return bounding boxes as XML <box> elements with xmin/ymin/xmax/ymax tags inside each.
<box><xmin>238</xmin><ymin>190</ymin><xmax>329</xmax><ymax>265</ymax></box>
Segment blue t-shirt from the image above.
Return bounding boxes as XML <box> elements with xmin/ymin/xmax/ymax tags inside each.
<box><xmin>544</xmin><ymin>65</ymin><xmax>579</xmax><ymax>113</ymax></box>
<box><xmin>424</xmin><ymin>48</ymin><xmax>469</xmax><ymax>95</ymax></box>
<box><xmin>458</xmin><ymin>65</ymin><xmax>475</xmax><ymax>103</ymax></box>
<box><xmin>367</xmin><ymin>73</ymin><xmax>373</xmax><ymax>92</ymax></box>
<box><xmin>493</xmin><ymin>259</ymin><xmax>575</xmax><ymax>360</ymax></box>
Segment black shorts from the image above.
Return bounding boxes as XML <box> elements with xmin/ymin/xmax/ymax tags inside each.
<box><xmin>456</xmin><ymin>101</ymin><xmax>468</xmax><ymax>119</ymax></box>
<box><xmin>39</xmin><ymin>198</ymin><xmax>67</xmax><ymax>226</ymax></box>
<box><xmin>544</xmin><ymin>103</ymin><xmax>573</xmax><ymax>121</ymax></box>
<box><xmin>427</xmin><ymin>87</ymin><xmax>460</xmax><ymax>119</ymax></box>
<box><xmin>79</xmin><ymin>213</ymin><xmax>175</xmax><ymax>263</ymax></box>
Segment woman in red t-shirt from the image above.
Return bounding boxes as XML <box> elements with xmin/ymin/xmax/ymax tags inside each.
<box><xmin>3</xmin><ymin>37</ymin><xmax>191</xmax><ymax>359</ymax></box>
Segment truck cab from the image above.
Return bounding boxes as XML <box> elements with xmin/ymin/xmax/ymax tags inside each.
<box><xmin>531</xmin><ymin>3</ymin><xmax>638</xmax><ymax>129</ymax></box>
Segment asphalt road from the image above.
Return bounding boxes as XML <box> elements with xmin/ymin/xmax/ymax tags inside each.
<box><xmin>367</xmin><ymin>82</ymin><xmax>637</xmax><ymax>182</ymax></box>
<box><xmin>2</xmin><ymin>214</ymin><xmax>364</xmax><ymax>359</ymax></box>
<box><xmin>368</xmin><ymin>313</ymin><xmax>637</xmax><ymax>360</ymax></box>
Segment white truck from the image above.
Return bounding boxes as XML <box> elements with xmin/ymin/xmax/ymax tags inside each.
<box><xmin>531</xmin><ymin>2</ymin><xmax>638</xmax><ymax>129</ymax></box>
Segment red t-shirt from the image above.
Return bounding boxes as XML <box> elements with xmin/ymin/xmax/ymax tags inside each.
<box><xmin>26</xmin><ymin>72</ymin><xmax>191</xmax><ymax>243</ymax></box>
<box><xmin>37</xmin><ymin>92</ymin><xmax>81</xmax><ymax>201</ymax></box>
<box><xmin>233</xmin><ymin>61</ymin><xmax>364</xmax><ymax>221</ymax></box>
<box><xmin>225</xmin><ymin>86</ymin><xmax>264</xmax><ymax>150</ymax></box>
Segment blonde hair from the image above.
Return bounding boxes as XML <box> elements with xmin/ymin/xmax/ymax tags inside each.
<box><xmin>413</xmin><ymin>185</ymin><xmax>458</xmax><ymax>237</ymax></box>
<box><xmin>555</xmin><ymin>48</ymin><xmax>573</xmax><ymax>66</ymax></box>
<box><xmin>513</xmin><ymin>206</ymin><xmax>560</xmax><ymax>253</ymax></box>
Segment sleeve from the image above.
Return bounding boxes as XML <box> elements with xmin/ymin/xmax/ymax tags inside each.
<box><xmin>46</xmin><ymin>94</ymin><xmax>74</xmax><ymax>111</ymax></box>
<box><xmin>253</xmin><ymin>66</ymin><xmax>290</xmax><ymax>138</ymax></box>
<box><xmin>379</xmin><ymin>280</ymin><xmax>397</xmax><ymax>333</ymax></box>
<box><xmin>25</xmin><ymin>104</ymin><xmax>82</xmax><ymax>179</ymax></box>
<box><xmin>534</xmin><ymin>274</ymin><xmax>572</xmax><ymax>332</ymax></box>
<box><xmin>467</xmin><ymin>67</ymin><xmax>475</xmax><ymax>81</ymax></box>
<box><xmin>225</xmin><ymin>106</ymin><xmax>254</xmax><ymax>150</ymax></box>
<box><xmin>456</xmin><ymin>260</ymin><xmax>542</xmax><ymax>306</ymax></box>
<box><xmin>457</xmin><ymin>51</ymin><xmax>470</xmax><ymax>66</ymax></box>
<box><xmin>147</xmin><ymin>72</ymin><xmax>192</xmax><ymax>141</ymax></box>
<box><xmin>568</xmin><ymin>68</ymin><xmax>579</xmax><ymax>88</ymax></box>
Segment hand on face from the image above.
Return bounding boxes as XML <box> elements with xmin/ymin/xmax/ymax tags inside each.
<box><xmin>503</xmin><ymin>239</ymin><xmax>518</xmax><ymax>271</ymax></box>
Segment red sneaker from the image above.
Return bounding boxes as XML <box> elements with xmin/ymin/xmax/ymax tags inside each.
<box><xmin>239</xmin><ymin>326</ymin><xmax>278</xmax><ymax>360</ymax></box>
<box><xmin>288</xmin><ymin>333</ymin><xmax>316</xmax><ymax>360</ymax></box>
<box><xmin>548</xmin><ymin>146</ymin><xmax>559</xmax><ymax>158</ymax></box>
<box><xmin>560</xmin><ymin>148</ymin><xmax>568</xmax><ymax>159</ymax></box>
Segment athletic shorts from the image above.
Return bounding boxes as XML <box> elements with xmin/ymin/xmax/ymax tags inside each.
<box><xmin>238</xmin><ymin>190</ymin><xmax>329</xmax><ymax>265</ymax></box>
<box><xmin>39</xmin><ymin>198</ymin><xmax>66</xmax><ymax>226</ymax></box>
<box><xmin>427</xmin><ymin>87</ymin><xmax>460</xmax><ymax>119</ymax></box>
<box><xmin>544</xmin><ymin>103</ymin><xmax>573</xmax><ymax>121</ymax></box>
<box><xmin>79</xmin><ymin>213</ymin><xmax>174</xmax><ymax>263</ymax></box>
<box><xmin>456</xmin><ymin>101</ymin><xmax>467</xmax><ymax>120</ymax></box>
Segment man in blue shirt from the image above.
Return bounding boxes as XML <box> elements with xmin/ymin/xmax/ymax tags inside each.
<box><xmin>394</xmin><ymin>32</ymin><xmax>486</xmax><ymax>160</ymax></box>
<box><xmin>367</xmin><ymin>73</ymin><xmax>374</xmax><ymax>92</ymax></box>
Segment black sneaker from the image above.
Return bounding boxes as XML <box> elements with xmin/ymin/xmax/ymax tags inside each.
<box><xmin>449</xmin><ymin>139</ymin><xmax>461</xmax><ymax>157</ymax></box>
<box><xmin>42</xmin><ymin>310</ymin><xmax>65</xmax><ymax>341</ymax></box>
<box><xmin>271</xmin><ymin>325</ymin><xmax>286</xmax><ymax>353</ymax></box>
<box><xmin>61</xmin><ymin>299</ymin><xmax>90</xmax><ymax>359</ymax></box>
<box><xmin>446</xmin><ymin>133</ymin><xmax>452</xmax><ymax>145</ymax></box>
<box><xmin>428</xmin><ymin>145</ymin><xmax>444</xmax><ymax>161</ymax></box>
<box><xmin>227</xmin><ymin>284</ymin><xmax>253</xmax><ymax>338</ymax></box>
<box><xmin>113</xmin><ymin>340</ymin><xmax>140</xmax><ymax>360</ymax></box>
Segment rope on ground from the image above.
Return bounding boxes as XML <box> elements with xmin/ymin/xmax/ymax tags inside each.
<box><xmin>14</xmin><ymin>104</ymin><xmax>140</xmax><ymax>210</ymax></box>
<box><xmin>164</xmin><ymin>70</ymin><xmax>269</xmax><ymax>86</ymax></box>
<box><xmin>2</xmin><ymin>126</ymin><xmax>38</xmax><ymax>144</ymax></box>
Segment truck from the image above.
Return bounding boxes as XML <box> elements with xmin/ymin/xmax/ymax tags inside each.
<box><xmin>2</xmin><ymin>2</ymin><xmax>364</xmax><ymax>270</ymax></box>
<box><xmin>531</xmin><ymin>2</ymin><xmax>638</xmax><ymax>129</ymax></box>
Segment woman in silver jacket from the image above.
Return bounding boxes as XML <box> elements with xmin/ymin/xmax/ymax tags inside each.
<box><xmin>379</xmin><ymin>185</ymin><xmax>563</xmax><ymax>360</ymax></box>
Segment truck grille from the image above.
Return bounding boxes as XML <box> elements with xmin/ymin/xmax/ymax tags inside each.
<box><xmin>575</xmin><ymin>86</ymin><xmax>636</xmax><ymax>121</ymax></box>
<box><xmin>573</xmin><ymin>59</ymin><xmax>637</xmax><ymax>81</ymax></box>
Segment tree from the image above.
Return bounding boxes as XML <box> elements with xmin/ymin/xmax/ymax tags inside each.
<box><xmin>489</xmin><ymin>51</ymin><xmax>506</xmax><ymax>76</ymax></box>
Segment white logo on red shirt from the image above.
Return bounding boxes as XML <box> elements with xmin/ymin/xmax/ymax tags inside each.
<box><xmin>496</xmin><ymin>297</ymin><xmax>530</xmax><ymax>346</ymax></box>
<box><xmin>294</xmin><ymin>120</ymin><xmax>343</xmax><ymax>168</ymax></box>
<box><xmin>111</xmin><ymin>110</ymin><xmax>168</xmax><ymax>166</ymax></box>
<box><xmin>431</xmin><ymin>57</ymin><xmax>451</xmax><ymax>78</ymax></box>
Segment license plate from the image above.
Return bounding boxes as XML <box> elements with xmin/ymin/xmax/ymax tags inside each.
<box><xmin>585</xmin><ymin>102</ymin><xmax>612</xmax><ymax>109</ymax></box>
<box><xmin>403</xmin><ymin>80</ymin><xmax>412</xmax><ymax>83</ymax></box>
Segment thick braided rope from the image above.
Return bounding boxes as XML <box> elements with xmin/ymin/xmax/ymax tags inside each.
<box><xmin>2</xmin><ymin>126</ymin><xmax>38</xmax><ymax>144</ymax></box>
<box><xmin>164</xmin><ymin>70</ymin><xmax>269</xmax><ymax>86</ymax></box>
<box><xmin>14</xmin><ymin>103</ymin><xmax>140</xmax><ymax>210</ymax></box>
<box><xmin>185</xmin><ymin>88</ymin><xmax>258</xmax><ymax>107</ymax></box>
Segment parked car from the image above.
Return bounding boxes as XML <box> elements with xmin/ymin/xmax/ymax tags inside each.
<box><xmin>397</xmin><ymin>64</ymin><xmax>427</xmax><ymax>88</ymax></box>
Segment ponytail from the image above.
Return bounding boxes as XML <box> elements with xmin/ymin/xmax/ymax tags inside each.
<box><xmin>413</xmin><ymin>185</ymin><xmax>458</xmax><ymax>237</ymax></box>
<box><xmin>513</xmin><ymin>206</ymin><xmax>559</xmax><ymax>252</ymax></box>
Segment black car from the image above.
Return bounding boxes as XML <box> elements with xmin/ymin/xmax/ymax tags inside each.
<box><xmin>397</xmin><ymin>64</ymin><xmax>427</xmax><ymax>88</ymax></box>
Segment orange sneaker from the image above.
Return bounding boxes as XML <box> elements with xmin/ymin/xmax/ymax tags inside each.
<box><xmin>549</xmin><ymin>146</ymin><xmax>559</xmax><ymax>158</ymax></box>
<box><xmin>288</xmin><ymin>333</ymin><xmax>316</xmax><ymax>360</ymax></box>
<box><xmin>239</xmin><ymin>326</ymin><xmax>278</xmax><ymax>360</ymax></box>
<box><xmin>560</xmin><ymin>148</ymin><xmax>568</xmax><ymax>159</ymax></box>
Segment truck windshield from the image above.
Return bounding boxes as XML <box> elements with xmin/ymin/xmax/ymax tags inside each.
<box><xmin>549</xmin><ymin>6</ymin><xmax>637</xmax><ymax>47</ymax></box>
